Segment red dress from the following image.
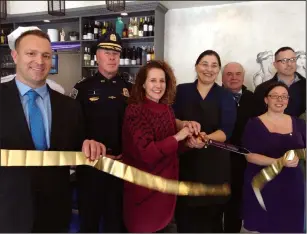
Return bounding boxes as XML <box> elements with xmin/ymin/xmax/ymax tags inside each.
<box><xmin>122</xmin><ymin>98</ymin><xmax>179</xmax><ymax>233</ymax></box>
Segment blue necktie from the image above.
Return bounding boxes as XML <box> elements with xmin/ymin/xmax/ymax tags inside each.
<box><xmin>26</xmin><ymin>90</ymin><xmax>47</xmax><ymax>150</ymax></box>
<box><xmin>233</xmin><ymin>93</ymin><xmax>242</xmax><ymax>104</ymax></box>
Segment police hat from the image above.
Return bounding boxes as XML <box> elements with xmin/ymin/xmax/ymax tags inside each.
<box><xmin>96</xmin><ymin>32</ymin><xmax>122</xmax><ymax>53</ymax></box>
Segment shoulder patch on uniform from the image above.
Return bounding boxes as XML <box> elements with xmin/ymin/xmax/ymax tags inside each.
<box><xmin>77</xmin><ymin>77</ymin><xmax>87</xmax><ymax>84</ymax></box>
<box><xmin>122</xmin><ymin>88</ymin><xmax>130</xmax><ymax>97</ymax></box>
<box><xmin>70</xmin><ymin>88</ymin><xmax>79</xmax><ymax>99</ymax></box>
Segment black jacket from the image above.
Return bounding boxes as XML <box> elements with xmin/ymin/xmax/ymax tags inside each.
<box><xmin>0</xmin><ymin>79</ymin><xmax>85</xmax><ymax>232</ymax></box>
<box><xmin>229</xmin><ymin>85</ymin><xmax>255</xmax><ymax>147</ymax></box>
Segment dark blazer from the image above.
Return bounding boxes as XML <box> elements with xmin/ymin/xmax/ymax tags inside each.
<box><xmin>229</xmin><ymin>86</ymin><xmax>255</xmax><ymax>147</ymax></box>
<box><xmin>0</xmin><ymin>79</ymin><xmax>85</xmax><ymax>232</ymax></box>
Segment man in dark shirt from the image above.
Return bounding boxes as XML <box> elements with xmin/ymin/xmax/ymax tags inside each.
<box><xmin>253</xmin><ymin>46</ymin><xmax>306</xmax><ymax>117</ymax></box>
<box><xmin>221</xmin><ymin>62</ymin><xmax>255</xmax><ymax>232</ymax></box>
<box><xmin>70</xmin><ymin>32</ymin><xmax>132</xmax><ymax>232</ymax></box>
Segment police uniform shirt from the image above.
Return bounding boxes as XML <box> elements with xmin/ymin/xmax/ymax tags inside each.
<box><xmin>70</xmin><ymin>72</ymin><xmax>132</xmax><ymax>155</ymax></box>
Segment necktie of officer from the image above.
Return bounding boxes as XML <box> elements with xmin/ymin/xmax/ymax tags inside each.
<box><xmin>26</xmin><ymin>89</ymin><xmax>47</xmax><ymax>150</ymax></box>
<box><xmin>233</xmin><ymin>92</ymin><xmax>242</xmax><ymax>104</ymax></box>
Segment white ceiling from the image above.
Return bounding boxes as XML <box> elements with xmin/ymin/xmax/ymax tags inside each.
<box><xmin>160</xmin><ymin>1</ymin><xmax>249</xmax><ymax>10</ymax></box>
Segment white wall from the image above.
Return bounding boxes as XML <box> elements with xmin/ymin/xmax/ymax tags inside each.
<box><xmin>164</xmin><ymin>1</ymin><xmax>306</xmax><ymax>90</ymax></box>
<box><xmin>47</xmin><ymin>53</ymin><xmax>81</xmax><ymax>95</ymax></box>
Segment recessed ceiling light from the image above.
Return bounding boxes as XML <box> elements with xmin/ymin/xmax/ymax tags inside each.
<box><xmin>43</xmin><ymin>20</ymin><xmax>50</xmax><ymax>23</ymax></box>
<box><xmin>121</xmin><ymin>12</ymin><xmax>128</xmax><ymax>16</ymax></box>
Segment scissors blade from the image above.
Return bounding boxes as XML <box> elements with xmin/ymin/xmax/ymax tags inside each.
<box><xmin>204</xmin><ymin>139</ymin><xmax>251</xmax><ymax>155</ymax></box>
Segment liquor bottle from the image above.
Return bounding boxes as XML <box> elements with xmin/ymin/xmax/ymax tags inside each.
<box><xmin>0</xmin><ymin>30</ymin><xmax>5</xmax><ymax>44</ymax></box>
<box><xmin>116</xmin><ymin>17</ymin><xmax>124</xmax><ymax>38</ymax></box>
<box><xmin>105</xmin><ymin>22</ymin><xmax>109</xmax><ymax>34</ymax></box>
<box><xmin>109</xmin><ymin>22</ymin><xmax>115</xmax><ymax>33</ymax></box>
<box><xmin>94</xmin><ymin>55</ymin><xmax>97</xmax><ymax>66</ymax></box>
<box><xmin>152</xmin><ymin>17</ymin><xmax>155</xmax><ymax>37</ymax></box>
<box><xmin>122</xmin><ymin>24</ymin><xmax>128</xmax><ymax>38</ymax></box>
<box><xmin>5</xmin><ymin>29</ymin><xmax>12</xmax><ymax>44</ymax></box>
<box><xmin>131</xmin><ymin>46</ymin><xmax>136</xmax><ymax>65</ymax></box>
<box><xmin>94</xmin><ymin>21</ymin><xmax>99</xmax><ymax>40</ymax></box>
<box><xmin>133</xmin><ymin>17</ymin><xmax>138</xmax><ymax>37</ymax></box>
<box><xmin>148</xmin><ymin>17</ymin><xmax>153</xmax><ymax>37</ymax></box>
<box><xmin>87</xmin><ymin>22</ymin><xmax>93</xmax><ymax>40</ymax></box>
<box><xmin>101</xmin><ymin>21</ymin><xmax>107</xmax><ymax>35</ymax></box>
<box><xmin>97</xmin><ymin>22</ymin><xmax>102</xmax><ymax>36</ymax></box>
<box><xmin>128</xmin><ymin>18</ymin><xmax>133</xmax><ymax>38</ymax></box>
<box><xmin>120</xmin><ymin>48</ymin><xmax>125</xmax><ymax>65</ymax></box>
<box><xmin>90</xmin><ymin>52</ymin><xmax>95</xmax><ymax>66</ymax></box>
<box><xmin>143</xmin><ymin>17</ymin><xmax>148</xmax><ymax>37</ymax></box>
<box><xmin>83</xmin><ymin>24</ymin><xmax>88</xmax><ymax>40</ymax></box>
<box><xmin>125</xmin><ymin>48</ymin><xmax>131</xmax><ymax>65</ymax></box>
<box><xmin>83</xmin><ymin>47</ymin><xmax>88</xmax><ymax>66</ymax></box>
<box><xmin>151</xmin><ymin>46</ymin><xmax>155</xmax><ymax>60</ymax></box>
<box><xmin>138</xmin><ymin>18</ymin><xmax>143</xmax><ymax>37</ymax></box>
<box><xmin>146</xmin><ymin>46</ymin><xmax>151</xmax><ymax>62</ymax></box>
<box><xmin>136</xmin><ymin>47</ymin><xmax>141</xmax><ymax>65</ymax></box>
<box><xmin>87</xmin><ymin>47</ymin><xmax>91</xmax><ymax>63</ymax></box>
<box><xmin>106</xmin><ymin>21</ymin><xmax>110</xmax><ymax>32</ymax></box>
<box><xmin>142</xmin><ymin>46</ymin><xmax>147</xmax><ymax>65</ymax></box>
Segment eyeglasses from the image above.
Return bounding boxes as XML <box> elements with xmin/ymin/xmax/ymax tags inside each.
<box><xmin>276</xmin><ymin>58</ymin><xmax>297</xmax><ymax>64</ymax></box>
<box><xmin>198</xmin><ymin>63</ymin><xmax>219</xmax><ymax>70</ymax></box>
<box><xmin>268</xmin><ymin>95</ymin><xmax>290</xmax><ymax>100</ymax></box>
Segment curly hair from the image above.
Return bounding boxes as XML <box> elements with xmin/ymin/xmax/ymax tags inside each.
<box><xmin>128</xmin><ymin>60</ymin><xmax>177</xmax><ymax>105</ymax></box>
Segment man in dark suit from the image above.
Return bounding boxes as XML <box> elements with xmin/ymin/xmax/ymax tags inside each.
<box><xmin>0</xmin><ymin>27</ymin><xmax>107</xmax><ymax>232</ymax></box>
<box><xmin>221</xmin><ymin>62</ymin><xmax>255</xmax><ymax>233</ymax></box>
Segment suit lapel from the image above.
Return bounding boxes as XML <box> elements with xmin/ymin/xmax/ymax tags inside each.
<box><xmin>2</xmin><ymin>80</ymin><xmax>35</xmax><ymax>149</ymax></box>
<box><xmin>49</xmin><ymin>88</ymin><xmax>62</xmax><ymax>149</ymax></box>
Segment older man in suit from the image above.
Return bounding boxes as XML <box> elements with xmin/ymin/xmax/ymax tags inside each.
<box><xmin>0</xmin><ymin>27</ymin><xmax>107</xmax><ymax>232</ymax></box>
<box><xmin>222</xmin><ymin>62</ymin><xmax>255</xmax><ymax>233</ymax></box>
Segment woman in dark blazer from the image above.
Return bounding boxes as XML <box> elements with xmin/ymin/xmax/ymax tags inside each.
<box><xmin>173</xmin><ymin>50</ymin><xmax>237</xmax><ymax>233</ymax></box>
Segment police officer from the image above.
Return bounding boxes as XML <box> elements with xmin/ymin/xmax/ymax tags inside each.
<box><xmin>71</xmin><ymin>32</ymin><xmax>132</xmax><ymax>232</ymax></box>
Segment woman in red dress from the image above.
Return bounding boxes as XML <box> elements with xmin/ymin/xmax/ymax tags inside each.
<box><xmin>122</xmin><ymin>60</ymin><xmax>198</xmax><ymax>233</ymax></box>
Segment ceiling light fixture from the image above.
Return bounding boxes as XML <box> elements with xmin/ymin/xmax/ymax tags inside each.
<box><xmin>0</xmin><ymin>0</ymin><xmax>7</xmax><ymax>20</ymax></box>
<box><xmin>106</xmin><ymin>0</ymin><xmax>126</xmax><ymax>12</ymax></box>
<box><xmin>47</xmin><ymin>0</ymin><xmax>65</xmax><ymax>16</ymax></box>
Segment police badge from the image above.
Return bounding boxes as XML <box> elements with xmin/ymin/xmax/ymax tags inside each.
<box><xmin>110</xmin><ymin>34</ymin><xmax>116</xmax><ymax>42</ymax></box>
<box><xmin>89</xmin><ymin>97</ymin><xmax>100</xmax><ymax>102</ymax></box>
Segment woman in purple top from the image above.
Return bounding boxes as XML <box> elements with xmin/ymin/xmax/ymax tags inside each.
<box><xmin>242</xmin><ymin>82</ymin><xmax>305</xmax><ymax>233</ymax></box>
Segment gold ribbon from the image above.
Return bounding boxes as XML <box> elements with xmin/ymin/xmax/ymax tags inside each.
<box><xmin>299</xmin><ymin>112</ymin><xmax>306</xmax><ymax>121</ymax></box>
<box><xmin>252</xmin><ymin>149</ymin><xmax>306</xmax><ymax>210</ymax></box>
<box><xmin>0</xmin><ymin>149</ymin><xmax>230</xmax><ymax>196</ymax></box>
